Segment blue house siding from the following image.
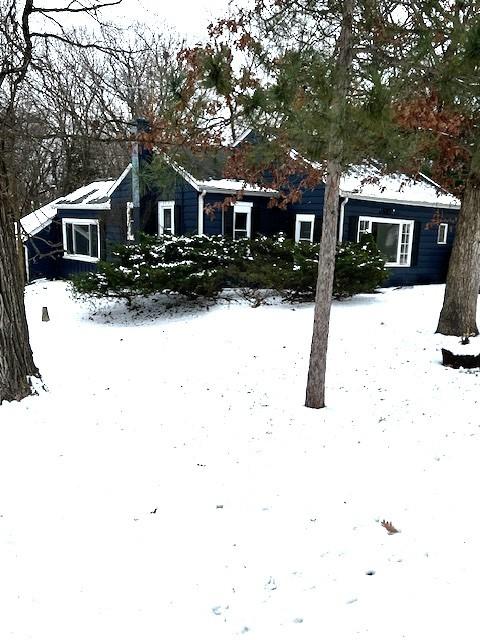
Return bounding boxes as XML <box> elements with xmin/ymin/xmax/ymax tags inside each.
<box><xmin>179</xmin><ymin>181</ymin><xmax>199</xmax><ymax>235</ymax></box>
<box><xmin>26</xmin><ymin>222</ymin><xmax>61</xmax><ymax>280</ymax></box>
<box><xmin>288</xmin><ymin>184</ymin><xmax>326</xmax><ymax>242</ymax></box>
<box><xmin>342</xmin><ymin>199</ymin><xmax>457</xmax><ymax>285</ymax></box>
<box><xmin>140</xmin><ymin>171</ymin><xmax>199</xmax><ymax>236</ymax></box>
<box><xmin>107</xmin><ymin>172</ymin><xmax>132</xmax><ymax>258</ymax></box>
<box><xmin>203</xmin><ymin>194</ymin><xmax>294</xmax><ymax>238</ymax></box>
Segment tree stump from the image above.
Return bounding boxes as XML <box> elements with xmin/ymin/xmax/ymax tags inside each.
<box><xmin>42</xmin><ymin>307</ymin><xmax>50</xmax><ymax>322</ymax></box>
<box><xmin>441</xmin><ymin>348</ymin><xmax>480</xmax><ymax>369</ymax></box>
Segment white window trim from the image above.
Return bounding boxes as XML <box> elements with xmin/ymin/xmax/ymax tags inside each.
<box><xmin>295</xmin><ymin>214</ymin><xmax>315</xmax><ymax>243</ymax></box>
<box><xmin>62</xmin><ymin>218</ymin><xmax>100</xmax><ymax>263</ymax></box>
<box><xmin>126</xmin><ymin>201</ymin><xmax>134</xmax><ymax>241</ymax></box>
<box><xmin>357</xmin><ymin>215</ymin><xmax>414</xmax><ymax>268</ymax></box>
<box><xmin>158</xmin><ymin>200</ymin><xmax>176</xmax><ymax>236</ymax></box>
<box><xmin>233</xmin><ymin>202</ymin><xmax>253</xmax><ymax>239</ymax></box>
<box><xmin>437</xmin><ymin>223</ymin><xmax>448</xmax><ymax>245</ymax></box>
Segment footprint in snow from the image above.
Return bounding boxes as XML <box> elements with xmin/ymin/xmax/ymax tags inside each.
<box><xmin>212</xmin><ymin>605</ymin><xmax>229</xmax><ymax>616</ymax></box>
<box><xmin>265</xmin><ymin>577</ymin><xmax>277</xmax><ymax>591</ymax></box>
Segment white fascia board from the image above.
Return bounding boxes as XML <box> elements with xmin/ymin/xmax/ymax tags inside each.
<box><xmin>163</xmin><ymin>156</ymin><xmax>200</xmax><ymax>191</ymax></box>
<box><xmin>55</xmin><ymin>203</ymin><xmax>111</xmax><ymax>211</ymax></box>
<box><xmin>339</xmin><ymin>190</ymin><xmax>461</xmax><ymax>210</ymax></box>
<box><xmin>198</xmin><ymin>185</ymin><xmax>278</xmax><ymax>197</ymax></box>
<box><xmin>107</xmin><ymin>164</ymin><xmax>132</xmax><ymax>197</ymax></box>
<box><xmin>20</xmin><ymin>216</ymin><xmax>54</xmax><ymax>239</ymax></box>
<box><xmin>231</xmin><ymin>128</ymin><xmax>253</xmax><ymax>147</ymax></box>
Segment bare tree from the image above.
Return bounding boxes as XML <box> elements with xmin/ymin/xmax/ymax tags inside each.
<box><xmin>0</xmin><ymin>0</ymin><xmax>123</xmax><ymax>403</ymax></box>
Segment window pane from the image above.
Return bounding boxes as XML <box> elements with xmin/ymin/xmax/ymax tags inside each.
<box><xmin>372</xmin><ymin>222</ymin><xmax>399</xmax><ymax>263</ymax></box>
<box><xmin>359</xmin><ymin>220</ymin><xmax>371</xmax><ymax>234</ymax></box>
<box><xmin>74</xmin><ymin>224</ymin><xmax>90</xmax><ymax>255</ymax></box>
<box><xmin>163</xmin><ymin>208</ymin><xmax>172</xmax><ymax>232</ymax></box>
<box><xmin>235</xmin><ymin>229</ymin><xmax>248</xmax><ymax>239</ymax></box>
<box><xmin>299</xmin><ymin>220</ymin><xmax>312</xmax><ymax>242</ymax></box>
<box><xmin>235</xmin><ymin>212</ymin><xmax>247</xmax><ymax>231</ymax></box>
<box><xmin>90</xmin><ymin>224</ymin><xmax>99</xmax><ymax>257</ymax></box>
<box><xmin>438</xmin><ymin>224</ymin><xmax>447</xmax><ymax>244</ymax></box>
<box><xmin>65</xmin><ymin>224</ymin><xmax>74</xmax><ymax>253</ymax></box>
<box><xmin>399</xmin><ymin>223</ymin><xmax>411</xmax><ymax>264</ymax></box>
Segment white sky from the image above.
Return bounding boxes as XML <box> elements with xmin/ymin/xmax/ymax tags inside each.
<box><xmin>99</xmin><ymin>0</ymin><xmax>246</xmax><ymax>42</ymax></box>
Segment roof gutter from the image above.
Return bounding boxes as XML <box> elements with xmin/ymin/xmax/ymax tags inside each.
<box><xmin>338</xmin><ymin>196</ymin><xmax>349</xmax><ymax>243</ymax></box>
<box><xmin>198</xmin><ymin>190</ymin><xmax>207</xmax><ymax>235</ymax></box>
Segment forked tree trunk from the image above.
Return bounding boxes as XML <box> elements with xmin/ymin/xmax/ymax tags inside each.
<box><xmin>0</xmin><ymin>198</ymin><xmax>39</xmax><ymax>403</ymax></box>
<box><xmin>305</xmin><ymin>0</ymin><xmax>354</xmax><ymax>409</ymax></box>
<box><xmin>436</xmin><ymin>175</ymin><xmax>480</xmax><ymax>337</ymax></box>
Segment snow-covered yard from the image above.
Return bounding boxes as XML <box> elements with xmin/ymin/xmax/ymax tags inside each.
<box><xmin>1</xmin><ymin>281</ymin><xmax>479</xmax><ymax>639</ymax></box>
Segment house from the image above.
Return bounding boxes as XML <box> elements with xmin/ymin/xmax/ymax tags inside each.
<box><xmin>21</xmin><ymin>134</ymin><xmax>460</xmax><ymax>287</ymax></box>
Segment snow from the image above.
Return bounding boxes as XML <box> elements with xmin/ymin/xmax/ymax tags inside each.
<box><xmin>340</xmin><ymin>165</ymin><xmax>460</xmax><ymax>208</ymax></box>
<box><xmin>1</xmin><ymin>281</ymin><xmax>480</xmax><ymax>639</ymax></box>
<box><xmin>20</xmin><ymin>197</ymin><xmax>63</xmax><ymax>236</ymax></box>
<box><xmin>55</xmin><ymin>179</ymin><xmax>116</xmax><ymax>206</ymax></box>
<box><xmin>20</xmin><ymin>179</ymin><xmax>117</xmax><ymax>238</ymax></box>
<box><xmin>198</xmin><ymin>178</ymin><xmax>278</xmax><ymax>196</ymax></box>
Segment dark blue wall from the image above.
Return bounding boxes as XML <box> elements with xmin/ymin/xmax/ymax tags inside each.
<box><xmin>140</xmin><ymin>169</ymin><xmax>199</xmax><ymax>236</ymax></box>
<box><xmin>343</xmin><ymin>199</ymin><xmax>457</xmax><ymax>285</ymax></box>
<box><xmin>203</xmin><ymin>193</ymin><xmax>293</xmax><ymax>237</ymax></box>
<box><xmin>108</xmin><ymin>171</ymin><xmax>133</xmax><ymax>257</ymax></box>
<box><xmin>26</xmin><ymin>222</ymin><xmax>61</xmax><ymax>280</ymax></box>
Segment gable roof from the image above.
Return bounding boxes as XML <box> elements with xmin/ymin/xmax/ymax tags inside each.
<box><xmin>167</xmin><ymin>155</ymin><xmax>279</xmax><ymax>197</ymax></box>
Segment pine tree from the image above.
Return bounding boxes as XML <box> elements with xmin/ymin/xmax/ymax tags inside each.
<box><xmin>391</xmin><ymin>1</ymin><xmax>480</xmax><ymax>336</ymax></box>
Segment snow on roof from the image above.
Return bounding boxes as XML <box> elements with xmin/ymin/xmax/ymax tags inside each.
<box><xmin>197</xmin><ymin>178</ymin><xmax>278</xmax><ymax>196</ymax></box>
<box><xmin>289</xmin><ymin>149</ymin><xmax>460</xmax><ymax>209</ymax></box>
<box><xmin>20</xmin><ymin>197</ymin><xmax>63</xmax><ymax>237</ymax></box>
<box><xmin>340</xmin><ymin>165</ymin><xmax>460</xmax><ymax>209</ymax></box>
<box><xmin>166</xmin><ymin>156</ymin><xmax>277</xmax><ymax>197</ymax></box>
<box><xmin>20</xmin><ymin>172</ymin><xmax>130</xmax><ymax>237</ymax></box>
<box><xmin>55</xmin><ymin>179</ymin><xmax>116</xmax><ymax>206</ymax></box>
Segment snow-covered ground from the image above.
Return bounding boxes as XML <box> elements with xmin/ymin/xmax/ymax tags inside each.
<box><xmin>1</xmin><ymin>281</ymin><xmax>479</xmax><ymax>640</ymax></box>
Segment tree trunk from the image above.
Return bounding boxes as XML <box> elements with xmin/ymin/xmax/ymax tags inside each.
<box><xmin>436</xmin><ymin>175</ymin><xmax>480</xmax><ymax>336</ymax></box>
<box><xmin>305</xmin><ymin>0</ymin><xmax>354</xmax><ymax>409</ymax></box>
<box><xmin>0</xmin><ymin>199</ymin><xmax>39</xmax><ymax>403</ymax></box>
<box><xmin>305</xmin><ymin>163</ymin><xmax>342</xmax><ymax>408</ymax></box>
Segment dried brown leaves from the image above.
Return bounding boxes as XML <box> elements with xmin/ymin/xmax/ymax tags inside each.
<box><xmin>381</xmin><ymin>520</ymin><xmax>400</xmax><ymax>535</ymax></box>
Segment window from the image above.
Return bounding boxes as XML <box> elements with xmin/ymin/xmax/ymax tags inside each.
<box><xmin>158</xmin><ymin>201</ymin><xmax>175</xmax><ymax>235</ymax></box>
<box><xmin>437</xmin><ymin>223</ymin><xmax>448</xmax><ymax>245</ymax></box>
<box><xmin>358</xmin><ymin>216</ymin><xmax>414</xmax><ymax>267</ymax></box>
<box><xmin>295</xmin><ymin>214</ymin><xmax>315</xmax><ymax>243</ymax></box>
<box><xmin>233</xmin><ymin>202</ymin><xmax>252</xmax><ymax>239</ymax></box>
<box><xmin>62</xmin><ymin>218</ymin><xmax>100</xmax><ymax>262</ymax></box>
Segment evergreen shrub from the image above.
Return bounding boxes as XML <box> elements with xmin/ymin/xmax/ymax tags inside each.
<box><xmin>72</xmin><ymin>233</ymin><xmax>388</xmax><ymax>304</ymax></box>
